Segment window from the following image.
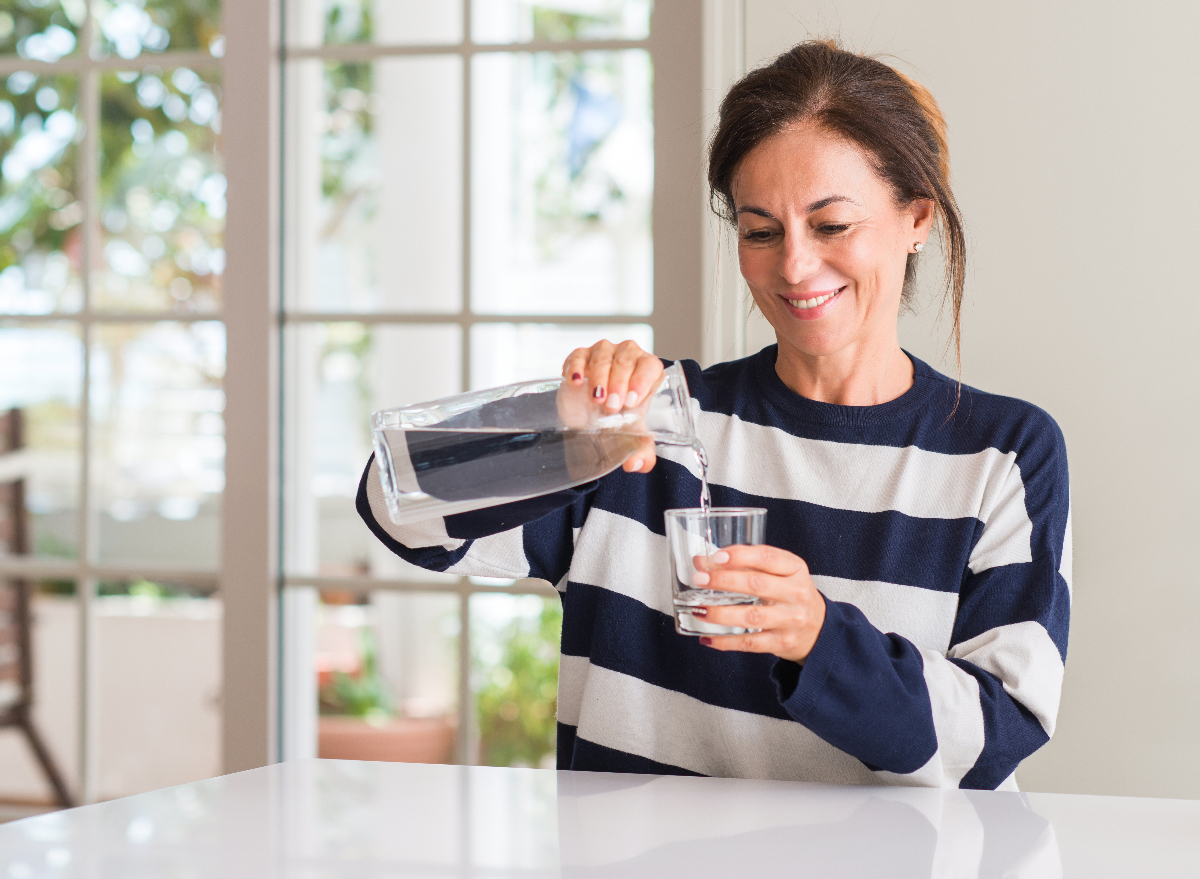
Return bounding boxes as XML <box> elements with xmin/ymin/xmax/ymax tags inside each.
<box><xmin>0</xmin><ymin>0</ymin><xmax>224</xmax><ymax>804</ymax></box>
<box><xmin>277</xmin><ymin>0</ymin><xmax>703</xmax><ymax>765</ymax></box>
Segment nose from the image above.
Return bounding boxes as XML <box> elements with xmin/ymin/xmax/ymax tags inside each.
<box><xmin>778</xmin><ymin>230</ymin><xmax>820</xmax><ymax>285</ymax></box>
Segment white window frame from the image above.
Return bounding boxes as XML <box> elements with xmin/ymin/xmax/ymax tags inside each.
<box><xmin>222</xmin><ymin>0</ymin><xmax>709</xmax><ymax>771</ymax></box>
<box><xmin>0</xmin><ymin>14</ymin><xmax>224</xmax><ymax>802</ymax></box>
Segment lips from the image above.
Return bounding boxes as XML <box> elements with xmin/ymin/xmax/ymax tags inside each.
<box><xmin>780</xmin><ymin>287</ymin><xmax>844</xmax><ymax>320</ymax></box>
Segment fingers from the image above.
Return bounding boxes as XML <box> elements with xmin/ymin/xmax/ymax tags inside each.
<box><xmin>626</xmin><ymin>354</ymin><xmax>665</xmax><ymax>413</ymax></box>
<box><xmin>713</xmin><ymin>544</ymin><xmax>809</xmax><ymax>579</ymax></box>
<box><xmin>697</xmin><ymin>590</ymin><xmax>827</xmax><ymax>663</ymax></box>
<box><xmin>574</xmin><ymin>340</ymin><xmax>616</xmax><ymax>404</ymax></box>
<box><xmin>603</xmin><ymin>340</ymin><xmax>651</xmax><ymax>411</ymax></box>
<box><xmin>622</xmin><ymin>435</ymin><xmax>658</xmax><ymax>473</ymax></box>
<box><xmin>692</xmin><ymin>566</ymin><xmax>793</xmax><ymax>602</ymax></box>
<box><xmin>699</xmin><ymin>630</ymin><xmax>791</xmax><ymax>655</ymax></box>
<box><xmin>563</xmin><ymin>339</ymin><xmax>659</xmax><ymax>412</ymax></box>
<box><xmin>562</xmin><ymin>339</ymin><xmax>661</xmax><ymax>474</ymax></box>
<box><xmin>562</xmin><ymin>348</ymin><xmax>590</xmax><ymax>387</ymax></box>
<box><xmin>700</xmin><ymin>593</ymin><xmax>820</xmax><ymax>632</ymax></box>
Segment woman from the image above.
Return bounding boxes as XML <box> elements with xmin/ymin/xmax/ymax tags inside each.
<box><xmin>358</xmin><ymin>41</ymin><xmax>1070</xmax><ymax>790</ymax></box>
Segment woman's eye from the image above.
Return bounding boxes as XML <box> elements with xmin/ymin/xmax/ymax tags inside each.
<box><xmin>817</xmin><ymin>223</ymin><xmax>851</xmax><ymax>235</ymax></box>
<box><xmin>741</xmin><ymin>229</ymin><xmax>779</xmax><ymax>243</ymax></box>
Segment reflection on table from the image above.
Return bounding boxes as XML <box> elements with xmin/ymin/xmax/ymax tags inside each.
<box><xmin>0</xmin><ymin>759</ymin><xmax>1196</xmax><ymax>877</ymax></box>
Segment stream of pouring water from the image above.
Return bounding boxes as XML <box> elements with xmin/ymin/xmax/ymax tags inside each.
<box><xmin>692</xmin><ymin>441</ymin><xmax>715</xmax><ymax>564</ymax></box>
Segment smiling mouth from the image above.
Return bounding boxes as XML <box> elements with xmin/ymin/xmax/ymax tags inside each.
<box><xmin>782</xmin><ymin>287</ymin><xmax>844</xmax><ymax>310</ymax></box>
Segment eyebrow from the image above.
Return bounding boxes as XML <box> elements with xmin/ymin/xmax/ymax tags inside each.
<box><xmin>735</xmin><ymin>194</ymin><xmax>861</xmax><ymax>219</ymax></box>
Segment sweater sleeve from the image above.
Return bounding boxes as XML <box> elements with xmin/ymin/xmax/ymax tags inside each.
<box><xmin>772</xmin><ymin>416</ymin><xmax>1071</xmax><ymax>790</ymax></box>
<box><xmin>356</xmin><ymin>453</ymin><xmax>588</xmax><ymax>587</ymax></box>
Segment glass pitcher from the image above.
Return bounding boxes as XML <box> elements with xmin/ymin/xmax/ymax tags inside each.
<box><xmin>371</xmin><ymin>362</ymin><xmax>696</xmax><ymax>525</ymax></box>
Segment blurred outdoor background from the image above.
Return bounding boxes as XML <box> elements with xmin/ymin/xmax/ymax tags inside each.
<box><xmin>1</xmin><ymin>0</ymin><xmax>659</xmax><ymax>818</ymax></box>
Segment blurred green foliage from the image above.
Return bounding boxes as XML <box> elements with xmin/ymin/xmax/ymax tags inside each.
<box><xmin>1</xmin><ymin>0</ymin><xmax>223</xmax><ymax>313</ymax></box>
<box><xmin>476</xmin><ymin>596</ymin><xmax>562</xmax><ymax>768</ymax></box>
<box><xmin>319</xmin><ymin>625</ymin><xmax>394</xmax><ymax>720</ymax></box>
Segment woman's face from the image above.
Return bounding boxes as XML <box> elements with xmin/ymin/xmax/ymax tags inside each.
<box><xmin>732</xmin><ymin>122</ymin><xmax>932</xmax><ymax>364</ymax></box>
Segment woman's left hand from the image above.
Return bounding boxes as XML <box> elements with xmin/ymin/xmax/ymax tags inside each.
<box><xmin>693</xmin><ymin>545</ymin><xmax>826</xmax><ymax>663</ymax></box>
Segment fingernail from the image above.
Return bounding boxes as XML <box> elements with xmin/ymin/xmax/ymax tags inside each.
<box><xmin>571</xmin><ymin>372</ymin><xmax>582</xmax><ymax>383</ymax></box>
<box><xmin>693</xmin><ymin>571</ymin><xmax>710</xmax><ymax>586</ymax></box>
<box><xmin>606</xmin><ymin>392</ymin><xmax>622</xmax><ymax>410</ymax></box>
<box><xmin>699</xmin><ymin>637</ymin><xmax>713</xmax><ymax>646</ymax></box>
<box><xmin>594</xmin><ymin>386</ymin><xmax>605</xmax><ymax>399</ymax></box>
<box><xmin>625</xmin><ymin>391</ymin><xmax>639</xmax><ymax>407</ymax></box>
<box><xmin>689</xmin><ymin>606</ymin><xmax>708</xmax><ymax>617</ymax></box>
<box><xmin>713</xmin><ymin>551</ymin><xmax>729</xmax><ymax>564</ymax></box>
<box><xmin>628</xmin><ymin>458</ymin><xmax>643</xmax><ymax>472</ymax></box>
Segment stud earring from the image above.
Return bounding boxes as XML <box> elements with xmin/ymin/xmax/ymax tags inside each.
<box><xmin>913</xmin><ymin>242</ymin><xmax>924</xmax><ymax>253</ymax></box>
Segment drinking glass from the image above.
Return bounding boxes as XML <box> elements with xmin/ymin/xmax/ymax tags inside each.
<box><xmin>665</xmin><ymin>507</ymin><xmax>767</xmax><ymax>636</ymax></box>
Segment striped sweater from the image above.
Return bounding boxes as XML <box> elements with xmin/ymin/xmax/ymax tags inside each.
<box><xmin>357</xmin><ymin>347</ymin><xmax>1071</xmax><ymax>790</ymax></box>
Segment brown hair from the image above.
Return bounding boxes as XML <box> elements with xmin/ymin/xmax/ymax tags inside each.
<box><xmin>708</xmin><ymin>40</ymin><xmax>966</xmax><ymax>372</ymax></box>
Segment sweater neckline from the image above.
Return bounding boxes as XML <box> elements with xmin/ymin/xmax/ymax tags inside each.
<box><xmin>751</xmin><ymin>345</ymin><xmax>947</xmax><ymax>427</ymax></box>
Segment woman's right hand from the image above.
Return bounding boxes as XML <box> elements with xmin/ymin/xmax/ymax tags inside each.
<box><xmin>561</xmin><ymin>339</ymin><xmax>665</xmax><ymax>473</ymax></box>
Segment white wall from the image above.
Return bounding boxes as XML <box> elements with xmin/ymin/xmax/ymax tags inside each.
<box><xmin>731</xmin><ymin>0</ymin><xmax>1200</xmax><ymax>799</ymax></box>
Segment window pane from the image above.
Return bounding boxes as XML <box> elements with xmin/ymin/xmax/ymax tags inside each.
<box><xmin>96</xmin><ymin>67</ymin><xmax>223</xmax><ymax>313</ymax></box>
<box><xmin>91</xmin><ymin>322</ymin><xmax>225</xmax><ymax>567</ymax></box>
<box><xmin>0</xmin><ymin>322</ymin><xmax>81</xmax><ymax>561</ymax></box>
<box><xmin>285</xmin><ymin>58</ymin><xmax>463</xmax><ymax>314</ymax></box>
<box><xmin>470</xmin><ymin>322</ymin><xmax>651</xmax><ymax>389</ymax></box>
<box><xmin>471</xmin><ymin>592</ymin><xmax>560</xmax><ymax>768</ymax></box>
<box><xmin>94</xmin><ymin>0</ymin><xmax>223</xmax><ymax>60</ymax></box>
<box><xmin>283</xmin><ymin>322</ymin><xmax>461</xmax><ymax>578</ymax></box>
<box><xmin>316</xmin><ymin>593</ymin><xmax>459</xmax><ymax>764</ymax></box>
<box><xmin>471</xmin><ymin>51</ymin><xmax>652</xmax><ymax>315</ymax></box>
<box><xmin>95</xmin><ymin>582</ymin><xmax>221</xmax><ymax>799</ymax></box>
<box><xmin>286</xmin><ymin>0</ymin><xmax>463</xmax><ymax>46</ymax></box>
<box><xmin>1</xmin><ymin>72</ymin><xmax>82</xmax><ymax>314</ymax></box>
<box><xmin>0</xmin><ymin>2</ymin><xmax>83</xmax><ymax>60</ymax></box>
<box><xmin>472</xmin><ymin>0</ymin><xmax>652</xmax><ymax>44</ymax></box>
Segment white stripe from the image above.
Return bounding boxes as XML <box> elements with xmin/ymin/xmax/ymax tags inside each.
<box><xmin>658</xmin><ymin>411</ymin><xmax>1034</xmax><ymax>574</ymax></box>
<box><xmin>570</xmin><ymin>508</ymin><xmax>673</xmax><ymax>616</ymax></box>
<box><xmin>365</xmin><ymin>464</ymin><xmax>466</xmax><ymax>551</ymax></box>
<box><xmin>1060</xmin><ymin>503</ymin><xmax>1073</xmax><ymax>600</ymax></box>
<box><xmin>966</xmin><ymin>454</ymin><xmax>1033</xmax><ymax>574</ymax></box>
<box><xmin>948</xmin><ymin>622</ymin><xmax>1064</xmax><ymax>736</ymax></box>
<box><xmin>572</xmin><ymin>511</ymin><xmax>962</xmax><ymax>653</ymax></box>
<box><xmin>446</xmin><ymin>527</ymin><xmax>531</xmax><ymax>580</ymax></box>
<box><xmin>813</xmin><ymin>575</ymin><xmax>958</xmax><ymax>654</ymax></box>
<box><xmin>874</xmin><ymin>653</ymin><xmax>985</xmax><ymax>788</ymax></box>
<box><xmin>558</xmin><ymin>658</ymin><xmax>881</xmax><ymax>786</ymax></box>
<box><xmin>556</xmin><ymin>652</ymin><xmax>589</xmax><ymax>728</ymax></box>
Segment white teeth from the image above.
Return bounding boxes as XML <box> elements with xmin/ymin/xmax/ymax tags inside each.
<box><xmin>786</xmin><ymin>290</ymin><xmax>839</xmax><ymax>309</ymax></box>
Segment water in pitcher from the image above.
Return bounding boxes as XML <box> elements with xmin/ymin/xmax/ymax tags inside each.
<box><xmin>372</xmin><ymin>362</ymin><xmax>697</xmax><ymax>526</ymax></box>
<box><xmin>389</xmin><ymin>426</ymin><xmax>645</xmax><ymax>506</ymax></box>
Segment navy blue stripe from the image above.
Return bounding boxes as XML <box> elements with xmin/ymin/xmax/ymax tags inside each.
<box><xmin>689</xmin><ymin>348</ymin><xmax>1067</xmax><ymax>460</ymax></box>
<box><xmin>951</xmin><ymin>659</ymin><xmax>1050</xmax><ymax>790</ymax></box>
<box><xmin>562</xmin><ymin>729</ymin><xmax>704</xmax><ymax>776</ymax></box>
<box><xmin>779</xmin><ymin>600</ymin><xmax>937</xmax><ymax>775</ymax></box>
<box><xmin>559</xmin><ymin>581</ymin><xmax>790</xmax><ymax>720</ymax></box>
<box><xmin>444</xmin><ymin>484</ymin><xmax>594</xmax><ymax>539</ymax></box>
<box><xmin>593</xmin><ymin>457</ymin><xmax>979</xmax><ymax>594</ymax></box>
<box><xmin>952</xmin><ymin>559</ymin><xmax>1070</xmax><ymax>660</ymax></box>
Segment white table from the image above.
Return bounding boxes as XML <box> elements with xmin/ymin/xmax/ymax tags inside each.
<box><xmin>0</xmin><ymin>759</ymin><xmax>1196</xmax><ymax>877</ymax></box>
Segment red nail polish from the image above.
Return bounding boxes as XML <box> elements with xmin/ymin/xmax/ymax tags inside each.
<box><xmin>699</xmin><ymin>637</ymin><xmax>713</xmax><ymax>646</ymax></box>
<box><xmin>571</xmin><ymin>372</ymin><xmax>582</xmax><ymax>382</ymax></box>
<box><xmin>594</xmin><ymin>386</ymin><xmax>606</xmax><ymax>399</ymax></box>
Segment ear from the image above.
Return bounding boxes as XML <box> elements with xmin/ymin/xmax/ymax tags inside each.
<box><xmin>907</xmin><ymin>198</ymin><xmax>936</xmax><ymax>238</ymax></box>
